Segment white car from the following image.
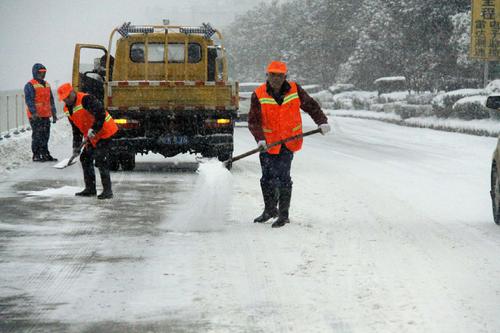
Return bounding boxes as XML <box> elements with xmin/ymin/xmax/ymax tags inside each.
<box><xmin>486</xmin><ymin>96</ymin><xmax>500</xmax><ymax>225</ymax></box>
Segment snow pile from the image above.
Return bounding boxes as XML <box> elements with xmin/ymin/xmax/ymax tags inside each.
<box><xmin>20</xmin><ymin>185</ymin><xmax>81</xmax><ymax>197</ymax></box>
<box><xmin>162</xmin><ymin>159</ymin><xmax>233</xmax><ymax>233</ymax></box>
<box><xmin>0</xmin><ymin>119</ymin><xmax>71</xmax><ymax>174</ymax></box>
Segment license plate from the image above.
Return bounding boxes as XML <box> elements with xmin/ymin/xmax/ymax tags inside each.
<box><xmin>158</xmin><ymin>135</ymin><xmax>188</xmax><ymax>145</ymax></box>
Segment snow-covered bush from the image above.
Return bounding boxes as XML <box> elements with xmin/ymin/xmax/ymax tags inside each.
<box><xmin>328</xmin><ymin>83</ymin><xmax>356</xmax><ymax>95</ymax></box>
<box><xmin>396</xmin><ymin>104</ymin><xmax>433</xmax><ymax>119</ymax></box>
<box><xmin>406</xmin><ymin>92</ymin><xmax>436</xmax><ymax>105</ymax></box>
<box><xmin>431</xmin><ymin>88</ymin><xmax>485</xmax><ymax>117</ymax></box>
<box><xmin>451</xmin><ymin>95</ymin><xmax>490</xmax><ymax>120</ymax></box>
<box><xmin>490</xmin><ymin>109</ymin><xmax>500</xmax><ymax>120</ymax></box>
<box><xmin>302</xmin><ymin>84</ymin><xmax>323</xmax><ymax>94</ymax></box>
<box><xmin>310</xmin><ymin>90</ymin><xmax>334</xmax><ymax>108</ymax></box>
<box><xmin>331</xmin><ymin>91</ymin><xmax>377</xmax><ymax>110</ymax></box>
<box><xmin>381</xmin><ymin>102</ymin><xmax>403</xmax><ymax>114</ymax></box>
<box><xmin>377</xmin><ymin>91</ymin><xmax>410</xmax><ymax>103</ymax></box>
<box><xmin>370</xmin><ymin>103</ymin><xmax>385</xmax><ymax>112</ymax></box>
<box><xmin>374</xmin><ymin>76</ymin><xmax>406</xmax><ymax>94</ymax></box>
<box><xmin>485</xmin><ymin>79</ymin><xmax>500</xmax><ymax>95</ymax></box>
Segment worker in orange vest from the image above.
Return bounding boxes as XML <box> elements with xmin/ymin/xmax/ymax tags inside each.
<box><xmin>248</xmin><ymin>61</ymin><xmax>331</xmax><ymax>228</ymax></box>
<box><xmin>24</xmin><ymin>63</ymin><xmax>58</xmax><ymax>162</ymax></box>
<box><xmin>57</xmin><ymin>83</ymin><xmax>118</xmax><ymax>199</ymax></box>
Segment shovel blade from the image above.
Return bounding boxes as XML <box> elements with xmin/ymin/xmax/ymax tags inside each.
<box><xmin>53</xmin><ymin>157</ymin><xmax>77</xmax><ymax>169</ymax></box>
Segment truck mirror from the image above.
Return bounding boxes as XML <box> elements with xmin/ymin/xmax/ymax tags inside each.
<box><xmin>486</xmin><ymin>95</ymin><xmax>500</xmax><ymax>109</ymax></box>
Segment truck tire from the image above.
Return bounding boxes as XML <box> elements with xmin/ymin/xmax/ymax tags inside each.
<box><xmin>217</xmin><ymin>151</ymin><xmax>232</xmax><ymax>170</ymax></box>
<box><xmin>120</xmin><ymin>153</ymin><xmax>136</xmax><ymax>171</ymax></box>
<box><xmin>109</xmin><ymin>156</ymin><xmax>120</xmax><ymax>171</ymax></box>
<box><xmin>492</xmin><ymin>162</ymin><xmax>500</xmax><ymax>225</ymax></box>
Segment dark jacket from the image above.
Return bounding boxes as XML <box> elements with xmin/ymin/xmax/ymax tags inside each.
<box><xmin>24</xmin><ymin>63</ymin><xmax>57</xmax><ymax>117</ymax></box>
<box><xmin>66</xmin><ymin>94</ymin><xmax>106</xmax><ymax>149</ymax></box>
<box><xmin>248</xmin><ymin>81</ymin><xmax>328</xmax><ymax>142</ymax></box>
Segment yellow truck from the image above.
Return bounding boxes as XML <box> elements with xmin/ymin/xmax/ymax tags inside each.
<box><xmin>71</xmin><ymin>22</ymin><xmax>239</xmax><ymax>170</ymax></box>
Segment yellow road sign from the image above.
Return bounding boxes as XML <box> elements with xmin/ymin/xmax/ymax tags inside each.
<box><xmin>471</xmin><ymin>0</ymin><xmax>500</xmax><ymax>60</ymax></box>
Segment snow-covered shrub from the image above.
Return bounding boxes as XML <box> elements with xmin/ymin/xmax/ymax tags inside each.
<box><xmin>310</xmin><ymin>90</ymin><xmax>334</xmax><ymax>108</ymax></box>
<box><xmin>302</xmin><ymin>84</ymin><xmax>323</xmax><ymax>94</ymax></box>
<box><xmin>406</xmin><ymin>92</ymin><xmax>436</xmax><ymax>105</ymax></box>
<box><xmin>431</xmin><ymin>88</ymin><xmax>485</xmax><ymax>117</ymax></box>
<box><xmin>451</xmin><ymin>95</ymin><xmax>490</xmax><ymax>120</ymax></box>
<box><xmin>490</xmin><ymin>109</ymin><xmax>500</xmax><ymax>120</ymax></box>
<box><xmin>377</xmin><ymin>91</ymin><xmax>410</xmax><ymax>103</ymax></box>
<box><xmin>370</xmin><ymin>103</ymin><xmax>385</xmax><ymax>112</ymax></box>
<box><xmin>381</xmin><ymin>102</ymin><xmax>403</xmax><ymax>114</ymax></box>
<box><xmin>396</xmin><ymin>104</ymin><xmax>433</xmax><ymax>119</ymax></box>
<box><xmin>328</xmin><ymin>83</ymin><xmax>356</xmax><ymax>95</ymax></box>
<box><xmin>332</xmin><ymin>98</ymin><xmax>354</xmax><ymax>110</ymax></box>
<box><xmin>374</xmin><ymin>76</ymin><xmax>406</xmax><ymax>94</ymax></box>
<box><xmin>331</xmin><ymin>91</ymin><xmax>377</xmax><ymax>110</ymax></box>
<box><xmin>485</xmin><ymin>79</ymin><xmax>500</xmax><ymax>94</ymax></box>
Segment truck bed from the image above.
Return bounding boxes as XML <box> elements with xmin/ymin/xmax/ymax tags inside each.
<box><xmin>106</xmin><ymin>80</ymin><xmax>239</xmax><ymax>111</ymax></box>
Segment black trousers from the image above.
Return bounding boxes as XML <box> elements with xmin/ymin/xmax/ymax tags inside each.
<box><xmin>29</xmin><ymin>117</ymin><xmax>51</xmax><ymax>157</ymax></box>
<box><xmin>79</xmin><ymin>138</ymin><xmax>112</xmax><ymax>189</ymax></box>
<box><xmin>259</xmin><ymin>145</ymin><xmax>294</xmax><ymax>189</ymax></box>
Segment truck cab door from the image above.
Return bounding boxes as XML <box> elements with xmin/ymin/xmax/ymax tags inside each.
<box><xmin>72</xmin><ymin>44</ymin><xmax>108</xmax><ymax>101</ymax></box>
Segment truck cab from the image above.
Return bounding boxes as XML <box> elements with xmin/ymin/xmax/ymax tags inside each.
<box><xmin>71</xmin><ymin>22</ymin><xmax>239</xmax><ymax>170</ymax></box>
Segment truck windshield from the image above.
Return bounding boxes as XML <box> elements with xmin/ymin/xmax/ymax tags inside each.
<box><xmin>130</xmin><ymin>43</ymin><xmax>202</xmax><ymax>63</ymax></box>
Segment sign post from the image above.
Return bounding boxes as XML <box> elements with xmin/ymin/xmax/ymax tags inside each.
<box><xmin>470</xmin><ymin>0</ymin><xmax>500</xmax><ymax>86</ymax></box>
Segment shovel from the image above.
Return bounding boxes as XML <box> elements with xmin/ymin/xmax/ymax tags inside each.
<box><xmin>53</xmin><ymin>139</ymin><xmax>87</xmax><ymax>169</ymax></box>
<box><xmin>223</xmin><ymin>128</ymin><xmax>322</xmax><ymax>166</ymax></box>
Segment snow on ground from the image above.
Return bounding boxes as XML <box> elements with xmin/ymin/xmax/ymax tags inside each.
<box><xmin>329</xmin><ymin>109</ymin><xmax>500</xmax><ymax>136</ymax></box>
<box><xmin>0</xmin><ymin>119</ymin><xmax>72</xmax><ymax>173</ymax></box>
<box><xmin>1</xmin><ymin>115</ymin><xmax>500</xmax><ymax>332</ymax></box>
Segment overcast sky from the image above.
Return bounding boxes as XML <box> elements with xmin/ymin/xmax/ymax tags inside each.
<box><xmin>0</xmin><ymin>0</ymin><xmax>281</xmax><ymax>91</ymax></box>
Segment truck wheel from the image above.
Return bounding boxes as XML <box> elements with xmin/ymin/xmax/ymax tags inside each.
<box><xmin>109</xmin><ymin>157</ymin><xmax>120</xmax><ymax>171</ymax></box>
<box><xmin>492</xmin><ymin>162</ymin><xmax>500</xmax><ymax>225</ymax></box>
<box><xmin>217</xmin><ymin>152</ymin><xmax>232</xmax><ymax>170</ymax></box>
<box><xmin>121</xmin><ymin>154</ymin><xmax>136</xmax><ymax>171</ymax></box>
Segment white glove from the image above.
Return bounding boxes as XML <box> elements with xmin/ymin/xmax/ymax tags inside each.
<box><xmin>319</xmin><ymin>123</ymin><xmax>331</xmax><ymax>135</ymax></box>
<box><xmin>87</xmin><ymin>128</ymin><xmax>96</xmax><ymax>139</ymax></box>
<box><xmin>257</xmin><ymin>140</ymin><xmax>267</xmax><ymax>151</ymax></box>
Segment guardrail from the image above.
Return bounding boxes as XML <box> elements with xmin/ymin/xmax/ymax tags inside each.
<box><xmin>0</xmin><ymin>90</ymin><xmax>64</xmax><ymax>140</ymax></box>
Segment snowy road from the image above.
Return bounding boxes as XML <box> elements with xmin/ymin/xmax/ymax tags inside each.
<box><xmin>1</xmin><ymin>116</ymin><xmax>499</xmax><ymax>332</ymax></box>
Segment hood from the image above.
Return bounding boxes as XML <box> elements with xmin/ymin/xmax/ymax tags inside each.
<box><xmin>32</xmin><ymin>63</ymin><xmax>46</xmax><ymax>78</ymax></box>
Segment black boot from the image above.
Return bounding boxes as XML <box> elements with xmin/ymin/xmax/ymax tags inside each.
<box><xmin>75</xmin><ymin>188</ymin><xmax>97</xmax><ymax>196</ymax></box>
<box><xmin>272</xmin><ymin>185</ymin><xmax>292</xmax><ymax>228</ymax></box>
<box><xmin>254</xmin><ymin>182</ymin><xmax>278</xmax><ymax>223</ymax></box>
<box><xmin>43</xmin><ymin>153</ymin><xmax>58</xmax><ymax>161</ymax></box>
<box><xmin>97</xmin><ymin>168</ymin><xmax>113</xmax><ymax>200</ymax></box>
<box><xmin>75</xmin><ymin>167</ymin><xmax>96</xmax><ymax>196</ymax></box>
<box><xmin>32</xmin><ymin>154</ymin><xmax>44</xmax><ymax>162</ymax></box>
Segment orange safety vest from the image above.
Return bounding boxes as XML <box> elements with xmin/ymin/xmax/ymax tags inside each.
<box><xmin>26</xmin><ymin>79</ymin><xmax>52</xmax><ymax>118</ymax></box>
<box><xmin>255</xmin><ymin>81</ymin><xmax>303</xmax><ymax>154</ymax></box>
<box><xmin>64</xmin><ymin>92</ymin><xmax>118</xmax><ymax>147</ymax></box>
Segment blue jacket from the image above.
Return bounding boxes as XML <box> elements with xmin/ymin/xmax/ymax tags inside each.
<box><xmin>24</xmin><ymin>63</ymin><xmax>57</xmax><ymax>117</ymax></box>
